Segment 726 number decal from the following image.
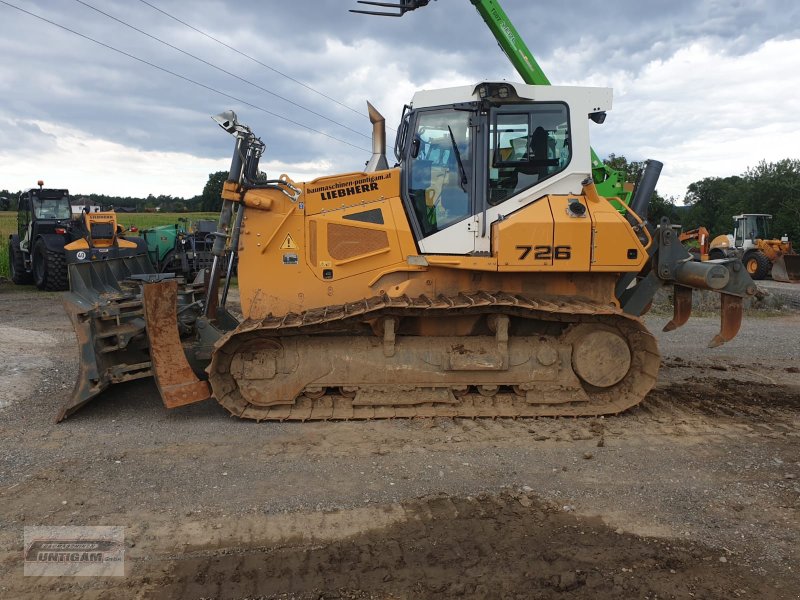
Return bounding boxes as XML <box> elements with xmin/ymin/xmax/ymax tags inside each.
<box><xmin>515</xmin><ymin>245</ymin><xmax>572</xmax><ymax>261</ymax></box>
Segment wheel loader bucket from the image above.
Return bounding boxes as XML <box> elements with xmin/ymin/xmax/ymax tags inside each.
<box><xmin>771</xmin><ymin>254</ymin><xmax>800</xmax><ymax>283</ymax></box>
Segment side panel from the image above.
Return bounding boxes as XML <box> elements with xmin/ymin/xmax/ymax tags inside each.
<box><xmin>305</xmin><ymin>200</ymin><xmax>405</xmax><ymax>280</ymax></box>
<box><xmin>237</xmin><ymin>174</ymin><xmax>425</xmax><ymax>320</ymax></box>
<box><xmin>495</xmin><ymin>195</ymin><xmax>592</xmax><ymax>272</ymax></box>
<box><xmin>238</xmin><ymin>188</ymin><xmax>308</xmax><ymax>318</ymax></box>
<box><xmin>550</xmin><ymin>196</ymin><xmax>591</xmax><ymax>271</ymax></box>
<box><xmin>586</xmin><ymin>195</ymin><xmax>648</xmax><ymax>271</ymax></box>
<box><xmin>493</xmin><ymin>198</ymin><xmax>553</xmax><ymax>268</ymax></box>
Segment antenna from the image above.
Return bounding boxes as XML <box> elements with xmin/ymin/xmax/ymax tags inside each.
<box><xmin>350</xmin><ymin>0</ymin><xmax>431</xmax><ymax>17</ymax></box>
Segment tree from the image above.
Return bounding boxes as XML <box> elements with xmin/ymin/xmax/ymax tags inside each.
<box><xmin>743</xmin><ymin>159</ymin><xmax>800</xmax><ymax>242</ymax></box>
<box><xmin>683</xmin><ymin>176</ymin><xmax>746</xmax><ymax>236</ymax></box>
<box><xmin>677</xmin><ymin>159</ymin><xmax>800</xmax><ymax>241</ymax></box>
<box><xmin>200</xmin><ymin>171</ymin><xmax>229</xmax><ymax>213</ymax></box>
<box><xmin>603</xmin><ymin>154</ymin><xmax>681</xmax><ymax>224</ymax></box>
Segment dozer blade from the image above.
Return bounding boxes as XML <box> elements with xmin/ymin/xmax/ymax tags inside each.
<box><xmin>708</xmin><ymin>293</ymin><xmax>743</xmax><ymax>348</ymax></box>
<box><xmin>59</xmin><ymin>256</ymin><xmax>211</xmax><ymax>421</ymax></box>
<box><xmin>770</xmin><ymin>254</ymin><xmax>800</xmax><ymax>283</ymax></box>
<box><xmin>663</xmin><ymin>284</ymin><xmax>693</xmax><ymax>332</ymax></box>
<box><xmin>58</xmin><ymin>256</ymin><xmax>156</xmax><ymax>422</ymax></box>
<box><xmin>142</xmin><ymin>280</ymin><xmax>210</xmax><ymax>408</ymax></box>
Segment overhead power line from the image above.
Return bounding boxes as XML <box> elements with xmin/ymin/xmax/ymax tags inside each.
<box><xmin>74</xmin><ymin>0</ymin><xmax>371</xmax><ymax>142</ymax></box>
<box><xmin>0</xmin><ymin>0</ymin><xmax>370</xmax><ymax>152</ymax></box>
<box><xmin>137</xmin><ymin>0</ymin><xmax>376</xmax><ymax>124</ymax></box>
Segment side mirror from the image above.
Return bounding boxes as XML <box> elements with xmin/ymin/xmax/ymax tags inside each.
<box><xmin>411</xmin><ymin>136</ymin><xmax>421</xmax><ymax>159</ymax></box>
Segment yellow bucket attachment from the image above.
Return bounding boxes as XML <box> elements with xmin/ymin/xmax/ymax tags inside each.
<box><xmin>771</xmin><ymin>254</ymin><xmax>800</xmax><ymax>283</ymax></box>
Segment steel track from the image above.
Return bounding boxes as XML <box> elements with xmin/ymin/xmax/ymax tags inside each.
<box><xmin>208</xmin><ymin>292</ymin><xmax>661</xmax><ymax>420</ymax></box>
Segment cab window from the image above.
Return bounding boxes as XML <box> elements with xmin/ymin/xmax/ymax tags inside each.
<box><xmin>408</xmin><ymin>109</ymin><xmax>472</xmax><ymax>237</ymax></box>
<box><xmin>489</xmin><ymin>104</ymin><xmax>570</xmax><ymax>206</ymax></box>
<box><xmin>32</xmin><ymin>196</ymin><xmax>71</xmax><ymax>220</ymax></box>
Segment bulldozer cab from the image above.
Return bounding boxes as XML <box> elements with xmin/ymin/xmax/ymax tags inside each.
<box><xmin>399</xmin><ymin>82</ymin><xmax>604</xmax><ymax>255</ymax></box>
<box><xmin>733</xmin><ymin>214</ymin><xmax>771</xmax><ymax>249</ymax></box>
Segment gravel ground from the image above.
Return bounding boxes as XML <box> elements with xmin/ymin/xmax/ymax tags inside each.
<box><xmin>0</xmin><ymin>283</ymin><xmax>798</xmax><ymax>599</ymax></box>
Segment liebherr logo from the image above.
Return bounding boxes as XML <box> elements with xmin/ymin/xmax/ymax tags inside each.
<box><xmin>317</xmin><ymin>181</ymin><xmax>378</xmax><ymax>201</ymax></box>
<box><xmin>306</xmin><ymin>173</ymin><xmax>390</xmax><ymax>201</ymax></box>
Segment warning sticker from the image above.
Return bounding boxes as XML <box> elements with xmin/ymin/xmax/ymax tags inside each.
<box><xmin>280</xmin><ymin>233</ymin><xmax>298</xmax><ymax>250</ymax></box>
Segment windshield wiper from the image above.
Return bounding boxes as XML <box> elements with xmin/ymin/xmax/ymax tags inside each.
<box><xmin>447</xmin><ymin>126</ymin><xmax>469</xmax><ymax>192</ymax></box>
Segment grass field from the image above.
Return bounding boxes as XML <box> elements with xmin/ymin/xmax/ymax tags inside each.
<box><xmin>0</xmin><ymin>211</ymin><xmax>218</xmax><ymax>279</ymax></box>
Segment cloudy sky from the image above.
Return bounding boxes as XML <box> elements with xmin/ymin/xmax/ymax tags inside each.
<box><xmin>0</xmin><ymin>0</ymin><xmax>798</xmax><ymax>201</ymax></box>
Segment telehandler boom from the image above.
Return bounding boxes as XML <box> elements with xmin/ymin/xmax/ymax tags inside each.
<box><xmin>352</xmin><ymin>0</ymin><xmax>630</xmax><ymax>203</ymax></box>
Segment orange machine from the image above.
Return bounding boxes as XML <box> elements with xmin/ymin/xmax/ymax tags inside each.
<box><xmin>706</xmin><ymin>214</ymin><xmax>800</xmax><ymax>282</ymax></box>
<box><xmin>60</xmin><ymin>83</ymin><xmax>757</xmax><ymax>422</ymax></box>
<box><xmin>679</xmin><ymin>227</ymin><xmax>710</xmax><ymax>262</ymax></box>
<box><xmin>64</xmin><ymin>210</ymin><xmax>141</xmax><ymax>257</ymax></box>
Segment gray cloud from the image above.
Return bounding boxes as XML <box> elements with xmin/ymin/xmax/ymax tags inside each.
<box><xmin>0</xmin><ymin>0</ymin><xmax>797</xmax><ymax>196</ymax></box>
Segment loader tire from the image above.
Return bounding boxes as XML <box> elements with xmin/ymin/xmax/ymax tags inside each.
<box><xmin>159</xmin><ymin>249</ymin><xmax>178</xmax><ymax>274</ymax></box>
<box><xmin>32</xmin><ymin>239</ymin><xmax>68</xmax><ymax>291</ymax></box>
<box><xmin>743</xmin><ymin>250</ymin><xmax>770</xmax><ymax>280</ymax></box>
<box><xmin>9</xmin><ymin>240</ymin><xmax>33</xmax><ymax>285</ymax></box>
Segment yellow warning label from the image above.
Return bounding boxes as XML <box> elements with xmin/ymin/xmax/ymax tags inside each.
<box><xmin>280</xmin><ymin>233</ymin><xmax>298</xmax><ymax>250</ymax></box>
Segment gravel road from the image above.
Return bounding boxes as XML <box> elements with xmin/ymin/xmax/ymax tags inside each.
<box><xmin>0</xmin><ymin>284</ymin><xmax>797</xmax><ymax>599</ymax></box>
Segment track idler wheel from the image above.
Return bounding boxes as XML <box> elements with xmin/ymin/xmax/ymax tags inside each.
<box><xmin>568</xmin><ymin>325</ymin><xmax>632</xmax><ymax>389</ymax></box>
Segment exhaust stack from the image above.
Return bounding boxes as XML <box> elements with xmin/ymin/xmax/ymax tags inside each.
<box><xmin>365</xmin><ymin>101</ymin><xmax>389</xmax><ymax>172</ymax></box>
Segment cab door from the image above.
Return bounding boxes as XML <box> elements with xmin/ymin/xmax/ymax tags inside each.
<box><xmin>18</xmin><ymin>193</ymin><xmax>30</xmax><ymax>240</ymax></box>
<box><xmin>403</xmin><ymin>107</ymin><xmax>479</xmax><ymax>255</ymax></box>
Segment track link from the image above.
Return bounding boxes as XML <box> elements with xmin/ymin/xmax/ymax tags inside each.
<box><xmin>208</xmin><ymin>292</ymin><xmax>661</xmax><ymax>420</ymax></box>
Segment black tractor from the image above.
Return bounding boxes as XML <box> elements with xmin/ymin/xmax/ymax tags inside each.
<box><xmin>8</xmin><ymin>183</ymin><xmax>72</xmax><ymax>290</ymax></box>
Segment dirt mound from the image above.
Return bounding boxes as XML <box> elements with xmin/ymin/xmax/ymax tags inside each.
<box><xmin>651</xmin><ymin>376</ymin><xmax>800</xmax><ymax>413</ymax></box>
<box><xmin>148</xmin><ymin>492</ymin><xmax>785</xmax><ymax>600</ymax></box>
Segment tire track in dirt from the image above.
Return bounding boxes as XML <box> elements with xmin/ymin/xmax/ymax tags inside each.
<box><xmin>135</xmin><ymin>493</ymin><xmax>791</xmax><ymax>600</ymax></box>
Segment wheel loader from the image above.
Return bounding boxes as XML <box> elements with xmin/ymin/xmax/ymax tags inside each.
<box><xmin>708</xmin><ymin>214</ymin><xmax>800</xmax><ymax>283</ymax></box>
<box><xmin>57</xmin><ymin>1</ymin><xmax>758</xmax><ymax>422</ymax></box>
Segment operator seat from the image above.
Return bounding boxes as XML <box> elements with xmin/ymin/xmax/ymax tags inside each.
<box><xmin>526</xmin><ymin>126</ymin><xmax>549</xmax><ymax>180</ymax></box>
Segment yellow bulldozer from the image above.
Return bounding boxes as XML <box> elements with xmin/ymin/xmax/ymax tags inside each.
<box><xmin>58</xmin><ymin>79</ymin><xmax>757</xmax><ymax>422</ymax></box>
<box><xmin>57</xmin><ymin>1</ymin><xmax>761</xmax><ymax>422</ymax></box>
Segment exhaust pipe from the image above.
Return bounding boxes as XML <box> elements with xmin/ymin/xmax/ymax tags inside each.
<box><xmin>628</xmin><ymin>159</ymin><xmax>663</xmax><ymax>226</ymax></box>
<box><xmin>365</xmin><ymin>101</ymin><xmax>389</xmax><ymax>172</ymax></box>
